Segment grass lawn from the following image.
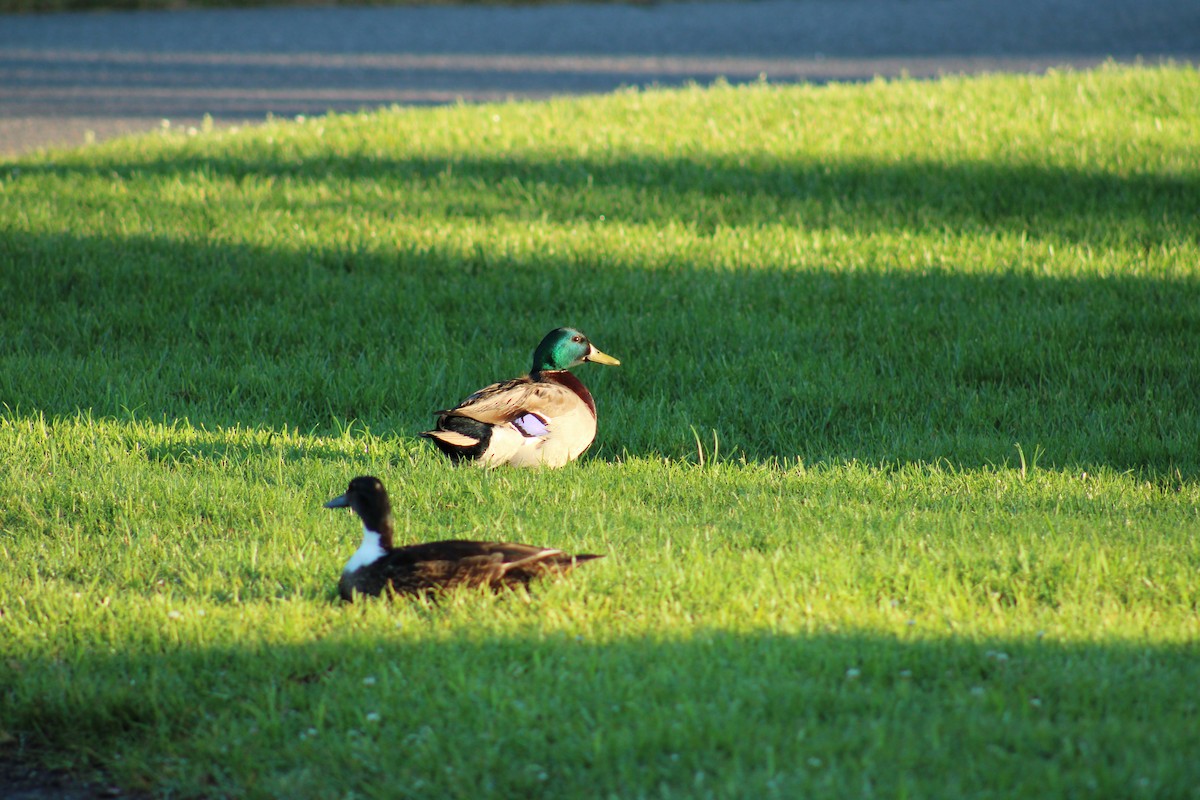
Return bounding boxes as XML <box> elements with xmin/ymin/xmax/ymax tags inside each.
<box><xmin>2</xmin><ymin>65</ymin><xmax>1199</xmax><ymax>798</ymax></box>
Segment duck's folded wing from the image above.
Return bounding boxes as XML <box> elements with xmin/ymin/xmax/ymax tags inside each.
<box><xmin>383</xmin><ymin>541</ymin><xmax>602</xmax><ymax>591</ymax></box>
<box><xmin>440</xmin><ymin>379</ymin><xmax>583</xmax><ymax>427</ymax></box>
<box><xmin>410</xmin><ymin>555</ymin><xmax>505</xmax><ymax>586</ymax></box>
<box><xmin>402</xmin><ymin>541</ymin><xmax>550</xmax><ymax>586</ymax></box>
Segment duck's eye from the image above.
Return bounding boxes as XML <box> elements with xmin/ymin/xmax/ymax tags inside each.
<box><xmin>572</xmin><ymin>336</ymin><xmax>584</xmax><ymax>343</ymax></box>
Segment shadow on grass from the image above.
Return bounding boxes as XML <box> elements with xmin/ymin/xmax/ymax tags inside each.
<box><xmin>4</xmin><ymin>137</ymin><xmax>1200</xmax><ymax>475</ymax></box>
<box><xmin>2</xmin><ymin>629</ymin><xmax>1198</xmax><ymax>797</ymax></box>
<box><xmin>7</xmin><ymin>150</ymin><xmax>1198</xmax><ymax>249</ymax></box>
<box><xmin>2</xmin><ymin>223</ymin><xmax>1197</xmax><ymax>477</ymax></box>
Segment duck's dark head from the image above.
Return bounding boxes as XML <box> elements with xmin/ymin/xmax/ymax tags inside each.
<box><xmin>530</xmin><ymin>327</ymin><xmax>620</xmax><ymax>374</ymax></box>
<box><xmin>325</xmin><ymin>476</ymin><xmax>394</xmax><ymax>539</ymax></box>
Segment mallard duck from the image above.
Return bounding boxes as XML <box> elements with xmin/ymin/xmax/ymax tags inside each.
<box><xmin>420</xmin><ymin>327</ymin><xmax>620</xmax><ymax>468</ymax></box>
<box><xmin>324</xmin><ymin>476</ymin><xmax>602</xmax><ymax>601</ymax></box>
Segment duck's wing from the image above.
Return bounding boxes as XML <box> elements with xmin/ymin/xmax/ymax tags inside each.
<box><xmin>438</xmin><ymin>378</ymin><xmax>586</xmax><ymax>428</ymax></box>
<box><xmin>391</xmin><ymin>540</ymin><xmax>603</xmax><ymax>591</ymax></box>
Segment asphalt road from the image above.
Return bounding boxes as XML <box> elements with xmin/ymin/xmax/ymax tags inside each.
<box><xmin>2</xmin><ymin>0</ymin><xmax>1198</xmax><ymax>156</ymax></box>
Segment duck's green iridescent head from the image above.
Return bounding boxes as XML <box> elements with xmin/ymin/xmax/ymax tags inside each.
<box><xmin>531</xmin><ymin>327</ymin><xmax>620</xmax><ymax>373</ymax></box>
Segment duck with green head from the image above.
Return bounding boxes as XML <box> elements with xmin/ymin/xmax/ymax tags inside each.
<box><xmin>420</xmin><ymin>327</ymin><xmax>620</xmax><ymax>467</ymax></box>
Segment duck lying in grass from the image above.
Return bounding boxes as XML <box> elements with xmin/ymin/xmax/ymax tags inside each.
<box><xmin>420</xmin><ymin>327</ymin><xmax>620</xmax><ymax>468</ymax></box>
<box><xmin>324</xmin><ymin>476</ymin><xmax>603</xmax><ymax>601</ymax></box>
